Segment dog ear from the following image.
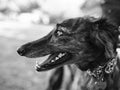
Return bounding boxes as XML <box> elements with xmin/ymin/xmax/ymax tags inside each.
<box><xmin>89</xmin><ymin>18</ymin><xmax>118</xmax><ymax>59</ymax></box>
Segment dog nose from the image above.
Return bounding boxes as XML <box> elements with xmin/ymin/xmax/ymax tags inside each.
<box><xmin>17</xmin><ymin>48</ymin><xmax>26</xmax><ymax>56</ymax></box>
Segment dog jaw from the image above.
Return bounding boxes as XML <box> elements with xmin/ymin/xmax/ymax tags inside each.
<box><xmin>35</xmin><ymin>52</ymin><xmax>72</xmax><ymax>71</ymax></box>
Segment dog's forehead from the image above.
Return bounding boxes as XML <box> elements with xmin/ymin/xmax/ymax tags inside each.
<box><xmin>60</xmin><ymin>18</ymin><xmax>82</xmax><ymax>28</ymax></box>
<box><xmin>57</xmin><ymin>17</ymin><xmax>93</xmax><ymax>33</ymax></box>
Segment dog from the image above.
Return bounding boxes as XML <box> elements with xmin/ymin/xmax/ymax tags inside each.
<box><xmin>102</xmin><ymin>0</ymin><xmax>120</xmax><ymax>26</ymax></box>
<box><xmin>17</xmin><ymin>17</ymin><xmax>120</xmax><ymax>90</ymax></box>
<box><xmin>82</xmin><ymin>0</ymin><xmax>120</xmax><ymax>27</ymax></box>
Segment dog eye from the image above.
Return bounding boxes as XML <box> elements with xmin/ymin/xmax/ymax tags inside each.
<box><xmin>55</xmin><ymin>26</ymin><xmax>69</xmax><ymax>37</ymax></box>
<box><xmin>55</xmin><ymin>27</ymin><xmax>65</xmax><ymax>36</ymax></box>
<box><xmin>56</xmin><ymin>30</ymin><xmax>63</xmax><ymax>36</ymax></box>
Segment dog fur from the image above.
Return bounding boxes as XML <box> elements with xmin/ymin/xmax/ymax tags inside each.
<box><xmin>17</xmin><ymin>17</ymin><xmax>119</xmax><ymax>90</ymax></box>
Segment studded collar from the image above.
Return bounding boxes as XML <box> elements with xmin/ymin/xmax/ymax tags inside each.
<box><xmin>87</xmin><ymin>56</ymin><xmax>117</xmax><ymax>82</ymax></box>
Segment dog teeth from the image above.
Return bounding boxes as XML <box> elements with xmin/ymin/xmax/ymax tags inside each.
<box><xmin>36</xmin><ymin>61</ymin><xmax>38</xmax><ymax>65</ymax></box>
<box><xmin>55</xmin><ymin>57</ymin><xmax>59</xmax><ymax>60</ymax></box>
<box><xmin>35</xmin><ymin>61</ymin><xmax>40</xmax><ymax>69</ymax></box>
<box><xmin>55</xmin><ymin>53</ymin><xmax>66</xmax><ymax>60</ymax></box>
<box><xmin>50</xmin><ymin>53</ymin><xmax>66</xmax><ymax>63</ymax></box>
<box><xmin>51</xmin><ymin>60</ymin><xmax>55</xmax><ymax>62</ymax></box>
<box><xmin>58</xmin><ymin>53</ymin><xmax>63</xmax><ymax>58</ymax></box>
<box><xmin>57</xmin><ymin>31</ymin><xmax>63</xmax><ymax>36</ymax></box>
<box><xmin>58</xmin><ymin>53</ymin><xmax>66</xmax><ymax>57</ymax></box>
<box><xmin>36</xmin><ymin>61</ymin><xmax>39</xmax><ymax>66</ymax></box>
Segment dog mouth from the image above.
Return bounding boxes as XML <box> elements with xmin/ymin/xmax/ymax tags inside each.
<box><xmin>35</xmin><ymin>52</ymin><xmax>72</xmax><ymax>71</ymax></box>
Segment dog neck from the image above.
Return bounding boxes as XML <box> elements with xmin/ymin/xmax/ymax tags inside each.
<box><xmin>86</xmin><ymin>56</ymin><xmax>118</xmax><ymax>89</ymax></box>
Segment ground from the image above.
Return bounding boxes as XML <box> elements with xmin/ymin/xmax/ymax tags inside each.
<box><xmin>0</xmin><ymin>20</ymin><xmax>54</xmax><ymax>90</ymax></box>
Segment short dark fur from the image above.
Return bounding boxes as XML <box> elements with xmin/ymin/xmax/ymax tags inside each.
<box><xmin>17</xmin><ymin>17</ymin><xmax>119</xmax><ymax>90</ymax></box>
<box><xmin>102</xmin><ymin>0</ymin><xmax>120</xmax><ymax>26</ymax></box>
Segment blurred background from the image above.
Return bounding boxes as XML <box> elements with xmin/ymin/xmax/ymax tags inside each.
<box><xmin>0</xmin><ymin>0</ymin><xmax>117</xmax><ymax>90</ymax></box>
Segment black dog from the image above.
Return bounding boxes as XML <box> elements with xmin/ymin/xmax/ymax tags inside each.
<box><xmin>17</xmin><ymin>17</ymin><xmax>119</xmax><ymax>90</ymax></box>
<box><xmin>102</xmin><ymin>0</ymin><xmax>120</xmax><ymax>26</ymax></box>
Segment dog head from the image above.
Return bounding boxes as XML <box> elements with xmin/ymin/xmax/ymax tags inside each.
<box><xmin>17</xmin><ymin>17</ymin><xmax>119</xmax><ymax>71</ymax></box>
